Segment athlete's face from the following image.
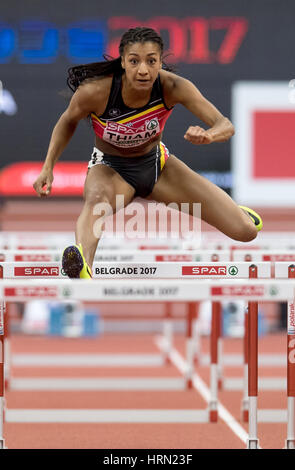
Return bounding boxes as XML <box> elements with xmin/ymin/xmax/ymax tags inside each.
<box><xmin>121</xmin><ymin>41</ymin><xmax>162</xmax><ymax>90</ymax></box>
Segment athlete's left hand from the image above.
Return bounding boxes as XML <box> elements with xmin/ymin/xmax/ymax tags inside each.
<box><xmin>184</xmin><ymin>126</ymin><xmax>214</xmax><ymax>145</ymax></box>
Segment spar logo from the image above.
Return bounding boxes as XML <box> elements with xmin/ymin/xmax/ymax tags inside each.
<box><xmin>14</xmin><ymin>266</ymin><xmax>60</xmax><ymax>276</ymax></box>
<box><xmin>103</xmin><ymin>118</ymin><xmax>160</xmax><ymax>148</ymax></box>
<box><xmin>15</xmin><ymin>255</ymin><xmax>52</xmax><ymax>262</ymax></box>
<box><xmin>62</xmin><ymin>287</ymin><xmax>72</xmax><ymax>297</ymax></box>
<box><xmin>211</xmin><ymin>285</ymin><xmax>265</xmax><ymax>296</ymax></box>
<box><xmin>228</xmin><ymin>266</ymin><xmax>238</xmax><ymax>276</ymax></box>
<box><xmin>146</xmin><ymin>119</ymin><xmax>158</xmax><ymax>130</ymax></box>
<box><xmin>139</xmin><ymin>246</ymin><xmax>171</xmax><ymax>250</ymax></box>
<box><xmin>182</xmin><ymin>265</ymin><xmax>227</xmax><ymax>276</ymax></box>
<box><xmin>263</xmin><ymin>255</ymin><xmax>295</xmax><ymax>261</ymax></box>
<box><xmin>156</xmin><ymin>255</ymin><xmax>192</xmax><ymax>261</ymax></box>
<box><xmin>4</xmin><ymin>286</ymin><xmax>58</xmax><ymax>298</ymax></box>
<box><xmin>17</xmin><ymin>246</ymin><xmax>48</xmax><ymax>250</ymax></box>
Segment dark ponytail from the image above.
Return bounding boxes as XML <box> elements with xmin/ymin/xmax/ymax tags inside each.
<box><xmin>67</xmin><ymin>56</ymin><xmax>122</xmax><ymax>92</ymax></box>
<box><xmin>67</xmin><ymin>26</ymin><xmax>174</xmax><ymax>93</ymax></box>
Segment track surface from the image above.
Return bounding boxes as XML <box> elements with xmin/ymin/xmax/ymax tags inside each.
<box><xmin>4</xmin><ymin>332</ymin><xmax>287</xmax><ymax>449</ymax></box>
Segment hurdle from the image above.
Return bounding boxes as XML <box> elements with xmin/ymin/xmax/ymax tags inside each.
<box><xmin>273</xmin><ymin>262</ymin><xmax>295</xmax><ymax>449</ymax></box>
<box><xmin>232</xmin><ymin>251</ymin><xmax>295</xmax><ymax>422</ymax></box>
<box><xmin>0</xmin><ymin>250</ymin><xmax>230</xmax><ymax>365</ymax></box>
<box><xmin>184</xmin><ymin>232</ymin><xmax>295</xmax><ymax>252</ymax></box>
<box><xmin>0</xmin><ymin>249</ymin><xmax>231</xmax><ymax>391</ymax></box>
<box><xmin>0</xmin><ymin>230</ymin><xmax>199</xmax><ymax>251</ymax></box>
<box><xmin>2</xmin><ymin>230</ymin><xmax>295</xmax><ymax>251</ymax></box>
<box><xmin>0</xmin><ymin>261</ymin><xmax>271</xmax><ymax>425</ymax></box>
<box><xmin>0</xmin><ymin>277</ymin><xmax>295</xmax><ymax>449</ymax></box>
<box><xmin>0</xmin><ymin>248</ymin><xmax>231</xmax><ymax>262</ymax></box>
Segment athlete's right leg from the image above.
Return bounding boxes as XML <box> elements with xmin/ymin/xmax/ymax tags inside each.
<box><xmin>61</xmin><ymin>164</ymin><xmax>136</xmax><ymax>278</ymax></box>
<box><xmin>76</xmin><ymin>164</ymin><xmax>135</xmax><ymax>268</ymax></box>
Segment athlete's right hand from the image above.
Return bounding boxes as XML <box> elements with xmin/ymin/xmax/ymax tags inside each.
<box><xmin>33</xmin><ymin>169</ymin><xmax>54</xmax><ymax>197</ymax></box>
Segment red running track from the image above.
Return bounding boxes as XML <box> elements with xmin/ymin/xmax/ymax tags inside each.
<box><xmin>3</xmin><ymin>333</ymin><xmax>287</xmax><ymax>449</ymax></box>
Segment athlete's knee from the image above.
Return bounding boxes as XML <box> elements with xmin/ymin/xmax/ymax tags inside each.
<box><xmin>84</xmin><ymin>186</ymin><xmax>113</xmax><ymax>208</ymax></box>
<box><xmin>231</xmin><ymin>221</ymin><xmax>258</xmax><ymax>243</ymax></box>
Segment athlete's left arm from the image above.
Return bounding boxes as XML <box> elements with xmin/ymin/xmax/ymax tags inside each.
<box><xmin>168</xmin><ymin>75</ymin><xmax>235</xmax><ymax>145</ymax></box>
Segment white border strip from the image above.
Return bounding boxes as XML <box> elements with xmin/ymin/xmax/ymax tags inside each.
<box><xmin>5</xmin><ymin>409</ymin><xmax>208</xmax><ymax>423</ymax></box>
<box><xmin>155</xmin><ymin>336</ymin><xmax>250</xmax><ymax>446</ymax></box>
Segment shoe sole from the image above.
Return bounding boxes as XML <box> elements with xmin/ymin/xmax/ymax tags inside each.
<box><xmin>62</xmin><ymin>246</ymin><xmax>84</xmax><ymax>278</ymax></box>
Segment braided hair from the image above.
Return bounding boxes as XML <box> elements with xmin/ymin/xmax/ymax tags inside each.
<box><xmin>67</xmin><ymin>26</ymin><xmax>172</xmax><ymax>92</ymax></box>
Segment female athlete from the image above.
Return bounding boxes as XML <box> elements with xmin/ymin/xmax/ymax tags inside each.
<box><xmin>33</xmin><ymin>27</ymin><xmax>262</xmax><ymax>278</ymax></box>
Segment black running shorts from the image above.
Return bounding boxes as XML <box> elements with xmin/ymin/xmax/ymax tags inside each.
<box><xmin>88</xmin><ymin>142</ymin><xmax>170</xmax><ymax>198</ymax></box>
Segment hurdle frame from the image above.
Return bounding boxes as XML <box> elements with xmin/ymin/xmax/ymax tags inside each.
<box><xmin>1</xmin><ymin>276</ymin><xmax>294</xmax><ymax>449</ymax></box>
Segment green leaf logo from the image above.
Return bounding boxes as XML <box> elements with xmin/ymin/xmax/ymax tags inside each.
<box><xmin>229</xmin><ymin>266</ymin><xmax>238</xmax><ymax>276</ymax></box>
<box><xmin>62</xmin><ymin>287</ymin><xmax>72</xmax><ymax>297</ymax></box>
<box><xmin>270</xmin><ymin>286</ymin><xmax>278</xmax><ymax>296</ymax></box>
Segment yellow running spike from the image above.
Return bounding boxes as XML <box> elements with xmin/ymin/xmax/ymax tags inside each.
<box><xmin>62</xmin><ymin>244</ymin><xmax>92</xmax><ymax>279</ymax></box>
<box><xmin>239</xmin><ymin>205</ymin><xmax>263</xmax><ymax>231</ymax></box>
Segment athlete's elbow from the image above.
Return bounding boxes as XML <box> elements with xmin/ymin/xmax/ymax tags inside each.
<box><xmin>229</xmin><ymin>123</ymin><xmax>235</xmax><ymax>138</ymax></box>
<box><xmin>221</xmin><ymin>117</ymin><xmax>234</xmax><ymax>139</ymax></box>
<box><xmin>227</xmin><ymin>118</ymin><xmax>235</xmax><ymax>138</ymax></box>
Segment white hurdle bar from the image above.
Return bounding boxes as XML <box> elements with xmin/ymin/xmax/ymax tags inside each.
<box><xmin>0</xmin><ymin>249</ymin><xmax>231</xmax><ymax>262</ymax></box>
<box><xmin>0</xmin><ymin>250</ymin><xmax>230</xmax><ymax>395</ymax></box>
<box><xmin>2</xmin><ymin>230</ymin><xmax>295</xmax><ymax>251</ymax></box>
<box><xmin>0</xmin><ymin>261</ymin><xmax>270</xmax><ymax>279</ymax></box>
<box><xmin>0</xmin><ymin>262</ymin><xmax>270</xmax><ymax>444</ymax></box>
<box><xmin>0</xmin><ymin>278</ymin><xmax>295</xmax><ymax>449</ymax></box>
<box><xmin>0</xmin><ymin>261</ymin><xmax>271</xmax><ymax>425</ymax></box>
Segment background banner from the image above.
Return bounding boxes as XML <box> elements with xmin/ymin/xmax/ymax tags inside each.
<box><xmin>0</xmin><ymin>0</ymin><xmax>294</xmax><ymax>195</ymax></box>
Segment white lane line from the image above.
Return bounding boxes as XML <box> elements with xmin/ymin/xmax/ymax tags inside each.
<box><xmin>200</xmin><ymin>353</ymin><xmax>286</xmax><ymax>367</ymax></box>
<box><xmin>5</xmin><ymin>409</ymin><xmax>209</xmax><ymax>423</ymax></box>
<box><xmin>258</xmin><ymin>409</ymin><xmax>287</xmax><ymax>423</ymax></box>
<box><xmin>12</xmin><ymin>353</ymin><xmax>164</xmax><ymax>367</ymax></box>
<box><xmin>223</xmin><ymin>377</ymin><xmax>286</xmax><ymax>391</ymax></box>
<box><xmin>10</xmin><ymin>377</ymin><xmax>185</xmax><ymax>391</ymax></box>
<box><xmin>155</xmin><ymin>336</ymin><xmax>251</xmax><ymax>447</ymax></box>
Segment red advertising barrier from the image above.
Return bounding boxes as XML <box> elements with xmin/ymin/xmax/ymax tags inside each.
<box><xmin>0</xmin><ymin>162</ymin><xmax>87</xmax><ymax>196</ymax></box>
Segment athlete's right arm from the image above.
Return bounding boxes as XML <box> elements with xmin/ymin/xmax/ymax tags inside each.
<box><xmin>33</xmin><ymin>83</ymin><xmax>101</xmax><ymax>197</ymax></box>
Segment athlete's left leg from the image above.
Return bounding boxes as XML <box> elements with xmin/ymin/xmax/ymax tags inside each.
<box><xmin>148</xmin><ymin>154</ymin><xmax>259</xmax><ymax>242</ymax></box>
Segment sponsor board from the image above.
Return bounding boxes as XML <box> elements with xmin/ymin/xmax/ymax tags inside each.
<box><xmin>156</xmin><ymin>255</ymin><xmax>193</xmax><ymax>261</ymax></box>
<box><xmin>102</xmin><ymin>286</ymin><xmax>179</xmax><ymax>298</ymax></box>
<box><xmin>263</xmin><ymin>255</ymin><xmax>295</xmax><ymax>261</ymax></box>
<box><xmin>14</xmin><ymin>267</ymin><xmax>60</xmax><ymax>276</ymax></box>
<box><xmin>211</xmin><ymin>285</ymin><xmax>265</xmax><ymax>296</ymax></box>
<box><xmin>95</xmin><ymin>255</ymin><xmax>134</xmax><ymax>262</ymax></box>
<box><xmin>17</xmin><ymin>246</ymin><xmax>48</xmax><ymax>250</ymax></box>
<box><xmin>231</xmin><ymin>246</ymin><xmax>260</xmax><ymax>250</ymax></box>
<box><xmin>139</xmin><ymin>246</ymin><xmax>172</xmax><ymax>250</ymax></box>
<box><xmin>182</xmin><ymin>265</ymin><xmax>227</xmax><ymax>276</ymax></box>
<box><xmin>95</xmin><ymin>266</ymin><xmax>157</xmax><ymax>276</ymax></box>
<box><xmin>4</xmin><ymin>286</ymin><xmax>58</xmax><ymax>298</ymax></box>
<box><xmin>15</xmin><ymin>255</ymin><xmax>52</xmax><ymax>261</ymax></box>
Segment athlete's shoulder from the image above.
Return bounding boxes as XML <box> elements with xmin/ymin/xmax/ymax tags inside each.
<box><xmin>76</xmin><ymin>74</ymin><xmax>113</xmax><ymax>99</ymax></box>
<box><xmin>70</xmin><ymin>75</ymin><xmax>113</xmax><ymax>116</ymax></box>
<box><xmin>159</xmin><ymin>69</ymin><xmax>180</xmax><ymax>89</ymax></box>
<box><xmin>159</xmin><ymin>70</ymin><xmax>188</xmax><ymax>108</ymax></box>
